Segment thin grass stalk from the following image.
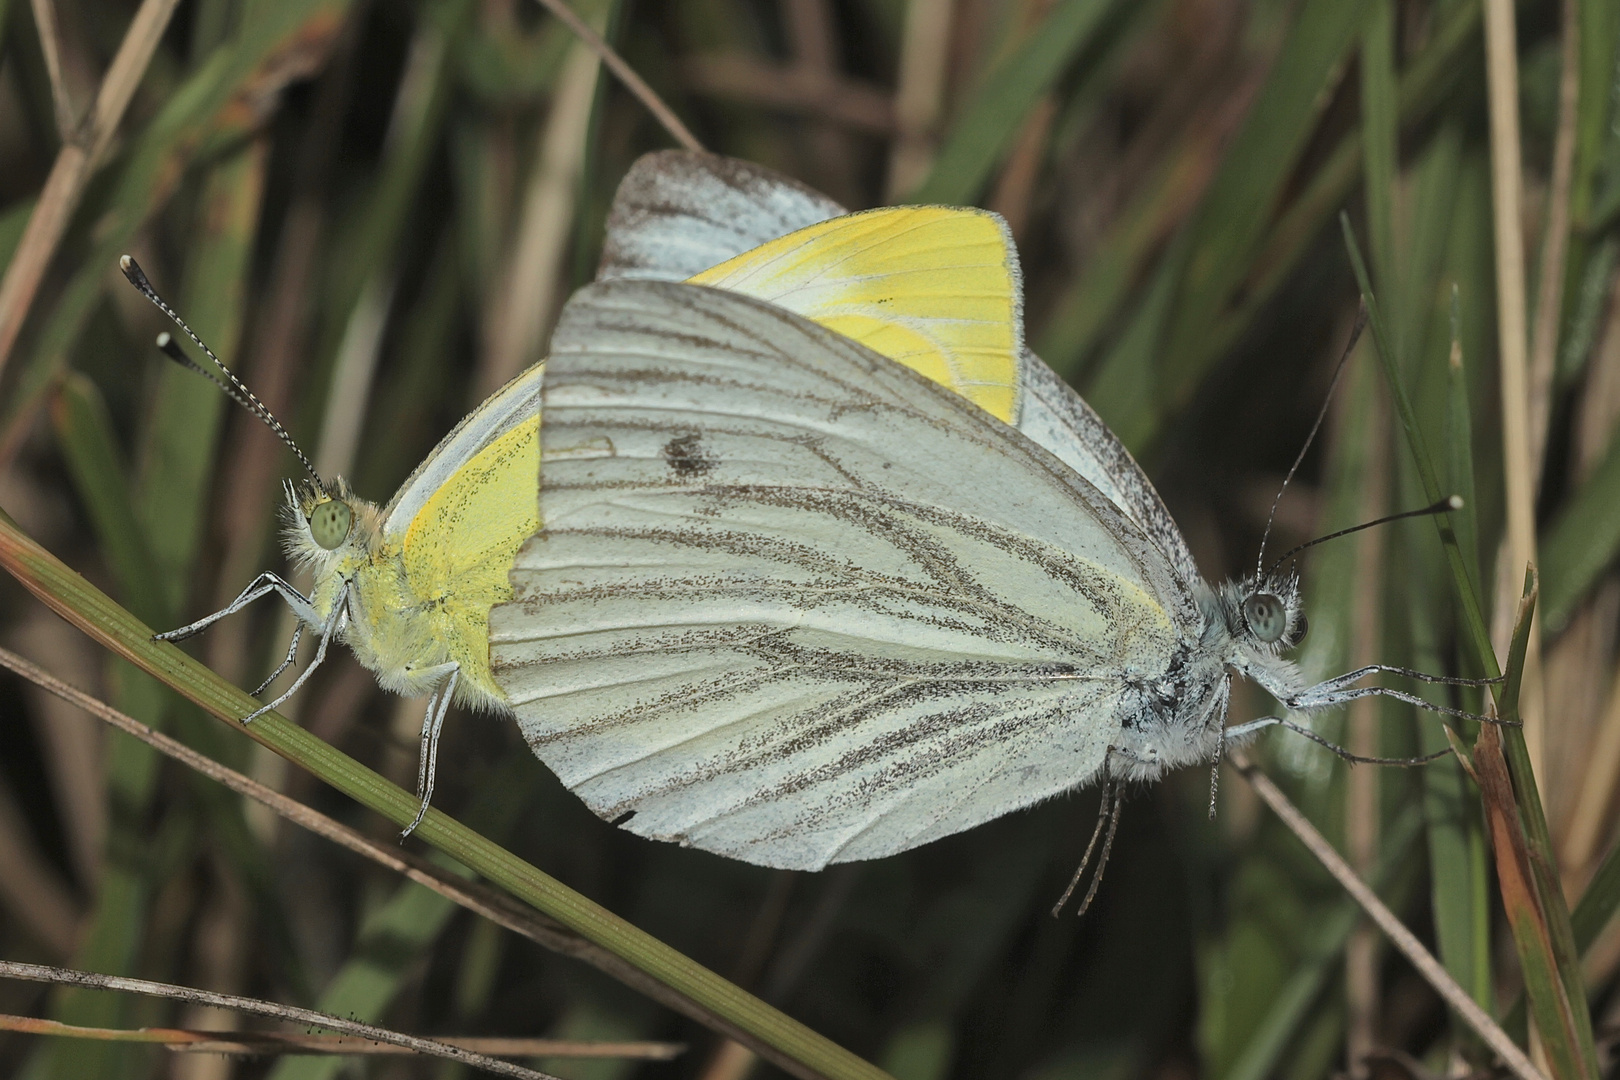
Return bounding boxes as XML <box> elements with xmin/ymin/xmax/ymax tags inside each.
<box><xmin>1482</xmin><ymin>0</ymin><xmax>1547</xmax><ymax>783</ymax></box>
<box><xmin>1230</xmin><ymin>754</ymin><xmax>1544</xmax><ymax>1080</ymax></box>
<box><xmin>0</xmin><ymin>962</ymin><xmax>562</xmax><ymax>1080</ymax></box>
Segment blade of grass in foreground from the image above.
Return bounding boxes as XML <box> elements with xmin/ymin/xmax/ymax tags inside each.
<box><xmin>0</xmin><ymin>511</ymin><xmax>890</xmax><ymax>1080</ymax></box>
<box><xmin>1474</xmin><ymin>575</ymin><xmax>1597</xmax><ymax>1080</ymax></box>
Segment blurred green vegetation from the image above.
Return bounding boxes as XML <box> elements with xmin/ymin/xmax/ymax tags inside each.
<box><xmin>0</xmin><ymin>1</ymin><xmax>1618</xmax><ymax>1079</ymax></box>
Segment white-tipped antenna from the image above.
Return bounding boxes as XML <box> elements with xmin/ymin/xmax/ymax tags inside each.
<box><xmin>120</xmin><ymin>256</ymin><xmax>322</xmax><ymax>485</ymax></box>
<box><xmin>1254</xmin><ymin>303</ymin><xmax>1369</xmax><ymax>580</ymax></box>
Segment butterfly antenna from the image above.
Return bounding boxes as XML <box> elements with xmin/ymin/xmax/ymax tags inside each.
<box><xmin>120</xmin><ymin>255</ymin><xmax>322</xmax><ymax>485</ymax></box>
<box><xmin>1264</xmin><ymin>495</ymin><xmax>1463</xmax><ymax>578</ymax></box>
<box><xmin>1254</xmin><ymin>304</ymin><xmax>1368</xmax><ymax>580</ymax></box>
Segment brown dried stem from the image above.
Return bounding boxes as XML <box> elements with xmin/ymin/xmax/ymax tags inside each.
<box><xmin>531</xmin><ymin>0</ymin><xmax>703</xmax><ymax>152</ymax></box>
<box><xmin>1482</xmin><ymin>0</ymin><xmax>1546</xmax><ymax>779</ymax></box>
<box><xmin>0</xmin><ymin>0</ymin><xmax>184</xmax><ymax>378</ymax></box>
<box><xmin>0</xmin><ymin>962</ymin><xmax>562</xmax><ymax>1080</ymax></box>
<box><xmin>0</xmin><ymin>1014</ymin><xmax>682</xmax><ymax>1060</ymax></box>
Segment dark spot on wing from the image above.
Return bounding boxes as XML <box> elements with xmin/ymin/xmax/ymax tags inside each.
<box><xmin>611</xmin><ymin>809</ymin><xmax>637</xmax><ymax>826</ymax></box>
<box><xmin>663</xmin><ymin>433</ymin><xmax>717</xmax><ymax>476</ymax></box>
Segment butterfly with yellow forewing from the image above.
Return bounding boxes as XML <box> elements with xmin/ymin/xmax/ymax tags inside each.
<box><xmin>486</xmin><ymin>152</ymin><xmax>1482</xmax><ymax>879</ymax></box>
<box><xmin>132</xmin><ymin>151</ymin><xmax>1051</xmax><ymax>835</ymax></box>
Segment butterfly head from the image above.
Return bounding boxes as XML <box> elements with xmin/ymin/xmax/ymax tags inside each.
<box><xmin>283</xmin><ymin>478</ymin><xmax>381</xmax><ymax>573</ymax></box>
<box><xmin>1221</xmin><ymin>570</ymin><xmax>1308</xmax><ymax>655</ymax></box>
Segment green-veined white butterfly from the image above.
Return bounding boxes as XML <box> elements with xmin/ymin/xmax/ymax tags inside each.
<box><xmin>487</xmin><ymin>152</ymin><xmax>1479</xmax><ymax>875</ymax></box>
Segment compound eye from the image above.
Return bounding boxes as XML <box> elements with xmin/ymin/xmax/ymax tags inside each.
<box><xmin>1243</xmin><ymin>593</ymin><xmax>1287</xmax><ymax>644</ymax></box>
<box><xmin>1292</xmin><ymin>614</ymin><xmax>1308</xmax><ymax>645</ymax></box>
<box><xmin>308</xmin><ymin>500</ymin><xmax>352</xmax><ymax>551</ymax></box>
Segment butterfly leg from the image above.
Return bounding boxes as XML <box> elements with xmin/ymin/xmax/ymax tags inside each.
<box><xmin>243</xmin><ymin>580</ymin><xmax>349</xmax><ymax>724</ymax></box>
<box><xmin>154</xmin><ymin>572</ymin><xmax>319</xmax><ymax>643</ymax></box>
<box><xmin>404</xmin><ymin>663</ymin><xmax>460</xmax><ymax>838</ymax></box>
<box><xmin>1226</xmin><ymin>716</ymin><xmax>1452</xmax><ymax>766</ymax></box>
<box><xmin>1283</xmin><ymin>680</ymin><xmax>1502</xmax><ymax>725</ymax></box>
<box><xmin>250</xmin><ymin>623</ymin><xmax>305</xmax><ymax>697</ymax></box>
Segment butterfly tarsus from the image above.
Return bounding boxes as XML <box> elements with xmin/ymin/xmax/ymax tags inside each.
<box><xmin>152</xmin><ymin>571</ymin><xmax>318</xmax><ymax>644</ymax></box>
<box><xmin>403</xmin><ymin>664</ymin><xmax>460</xmax><ymax>839</ymax></box>
<box><xmin>1227</xmin><ymin>716</ymin><xmax>1453</xmax><ymax>767</ymax></box>
<box><xmin>251</xmin><ymin>624</ymin><xmax>305</xmax><ymax>697</ymax></box>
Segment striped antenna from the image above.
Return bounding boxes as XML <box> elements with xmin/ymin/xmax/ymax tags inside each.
<box><xmin>120</xmin><ymin>256</ymin><xmax>322</xmax><ymax>485</ymax></box>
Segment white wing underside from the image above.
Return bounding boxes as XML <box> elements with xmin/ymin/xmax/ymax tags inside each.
<box><xmin>596</xmin><ymin>151</ymin><xmax>845</xmax><ymax>284</ymax></box>
<box><xmin>595</xmin><ymin>150</ymin><xmax>1202</xmax><ymax>589</ymax></box>
<box><xmin>491</xmin><ymin>282</ymin><xmax>1196</xmax><ymax>869</ymax></box>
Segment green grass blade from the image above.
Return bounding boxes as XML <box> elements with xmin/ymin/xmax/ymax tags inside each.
<box><xmin>1156</xmin><ymin>0</ymin><xmax>1368</xmax><ymax>401</ymax></box>
<box><xmin>49</xmin><ymin>374</ymin><xmax>164</xmax><ymax>622</ymax></box>
<box><xmin>907</xmin><ymin>0</ymin><xmax>1122</xmax><ymax>205</ymax></box>
<box><xmin>1340</xmin><ymin>215</ymin><xmax>1492</xmax><ymax>672</ymax></box>
<box><xmin>1220</xmin><ymin>813</ymin><xmax>1421</xmax><ymax>1080</ymax></box>
<box><xmin>1475</xmin><ymin>578</ymin><xmax>1599</xmax><ymax>1080</ymax></box>
<box><xmin>1570</xmin><ymin>837</ymin><xmax>1620</xmax><ymax>955</ymax></box>
<box><xmin>1187</xmin><ymin>1</ymin><xmax>1483</xmax><ymax>395</ymax></box>
<box><xmin>1360</xmin><ymin>0</ymin><xmax>1398</xmax><ymax>306</ymax></box>
<box><xmin>0</xmin><ymin>513</ymin><xmax>893</xmax><ymax>1080</ymax></box>
<box><xmin>1540</xmin><ymin>441</ymin><xmax>1620</xmax><ymax>630</ymax></box>
<box><xmin>268</xmin><ymin>760</ymin><xmax>534</xmax><ymax>1080</ymax></box>
<box><xmin>1344</xmin><ymin>219</ymin><xmax>1601</xmax><ymax>1079</ymax></box>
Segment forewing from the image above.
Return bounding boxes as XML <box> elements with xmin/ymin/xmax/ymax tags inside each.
<box><xmin>600</xmin><ymin>150</ymin><xmax>1201</xmax><ymax>585</ymax></box>
<box><xmin>1015</xmin><ymin>351</ymin><xmax>1203</xmax><ymax>588</ymax></box>
<box><xmin>383</xmin><ymin>360</ymin><xmax>543</xmax><ymax>536</ymax></box>
<box><xmin>596</xmin><ymin>151</ymin><xmax>845</xmax><ymax>283</ymax></box>
<box><xmin>491</xmin><ymin>281</ymin><xmax>1196</xmax><ymax>869</ymax></box>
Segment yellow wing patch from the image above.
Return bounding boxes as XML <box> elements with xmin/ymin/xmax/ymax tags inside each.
<box><xmin>686</xmin><ymin>206</ymin><xmax>1024</xmax><ymax>423</ymax></box>
<box><xmin>401</xmin><ymin>414</ymin><xmax>540</xmax><ymax>703</ymax></box>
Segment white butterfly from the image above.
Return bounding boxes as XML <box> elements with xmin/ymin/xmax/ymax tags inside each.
<box><xmin>488</xmin><ymin>153</ymin><xmax>1468</xmax><ymax>873</ymax></box>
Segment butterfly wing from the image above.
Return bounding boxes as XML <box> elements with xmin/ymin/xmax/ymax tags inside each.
<box><xmin>383</xmin><ymin>362</ymin><xmax>544</xmax><ymax>704</ymax></box>
<box><xmin>597</xmin><ymin>151</ymin><xmax>1200</xmax><ymax>586</ymax></box>
<box><xmin>490</xmin><ymin>281</ymin><xmax>1199</xmax><ymax>870</ymax></box>
<box><xmin>596</xmin><ymin>150</ymin><xmax>845</xmax><ymax>283</ymax></box>
<box><xmin>687</xmin><ymin>206</ymin><xmax>1024</xmax><ymax>423</ymax></box>
<box><xmin>1016</xmin><ymin>352</ymin><xmax>1202</xmax><ymax>590</ymax></box>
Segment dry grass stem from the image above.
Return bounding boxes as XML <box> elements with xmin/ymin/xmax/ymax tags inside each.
<box><xmin>0</xmin><ymin>0</ymin><xmax>183</xmax><ymax>378</ymax></box>
<box><xmin>1526</xmin><ymin>0</ymin><xmax>1581</xmax><ymax>482</ymax></box>
<box><xmin>29</xmin><ymin>0</ymin><xmax>79</xmax><ymax>137</ymax></box>
<box><xmin>1231</xmin><ymin>753</ymin><xmax>1548</xmax><ymax>1080</ymax></box>
<box><xmin>531</xmin><ymin>0</ymin><xmax>703</xmax><ymax>153</ymax></box>
<box><xmin>480</xmin><ymin>35</ymin><xmax>600</xmax><ymax>396</ymax></box>
<box><xmin>0</xmin><ymin>1014</ymin><xmax>683</xmax><ymax>1060</ymax></box>
<box><xmin>887</xmin><ymin>0</ymin><xmax>954</xmax><ymax>200</ymax></box>
<box><xmin>1562</xmin><ymin>666</ymin><xmax>1620</xmax><ymax>885</ymax></box>
<box><xmin>784</xmin><ymin>0</ymin><xmax>859</xmax><ymax>204</ymax></box>
<box><xmin>1482</xmin><ymin>0</ymin><xmax>1545</xmax><ymax>781</ymax></box>
<box><xmin>11</xmin><ymin>607</ymin><xmax>105</xmax><ymax>888</ymax></box>
<box><xmin>0</xmin><ymin>962</ymin><xmax>565</xmax><ymax>1080</ymax></box>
